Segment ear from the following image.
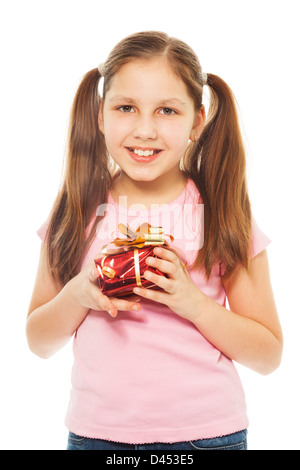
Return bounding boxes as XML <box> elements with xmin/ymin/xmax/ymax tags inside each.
<box><xmin>189</xmin><ymin>105</ymin><xmax>206</xmax><ymax>142</ymax></box>
<box><xmin>98</xmin><ymin>100</ymin><xmax>104</xmax><ymax>134</ymax></box>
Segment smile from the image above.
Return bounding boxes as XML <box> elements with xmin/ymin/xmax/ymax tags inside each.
<box><xmin>127</xmin><ymin>147</ymin><xmax>162</xmax><ymax>157</ymax></box>
<box><xmin>126</xmin><ymin>147</ymin><xmax>163</xmax><ymax>163</ymax></box>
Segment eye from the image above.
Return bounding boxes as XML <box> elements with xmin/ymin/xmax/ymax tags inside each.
<box><xmin>118</xmin><ymin>105</ymin><xmax>135</xmax><ymax>113</ymax></box>
<box><xmin>159</xmin><ymin>108</ymin><xmax>177</xmax><ymax>116</ymax></box>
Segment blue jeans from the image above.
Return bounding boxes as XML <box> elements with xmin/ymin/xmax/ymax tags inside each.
<box><xmin>67</xmin><ymin>429</ymin><xmax>247</xmax><ymax>451</ymax></box>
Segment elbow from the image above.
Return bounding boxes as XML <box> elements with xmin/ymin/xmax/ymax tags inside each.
<box><xmin>27</xmin><ymin>342</ymin><xmax>53</xmax><ymax>360</ymax></box>
<box><xmin>28</xmin><ymin>348</ymin><xmax>52</xmax><ymax>360</ymax></box>
<box><xmin>26</xmin><ymin>333</ymin><xmax>52</xmax><ymax>360</ymax></box>
<box><xmin>26</xmin><ymin>318</ymin><xmax>53</xmax><ymax>360</ymax></box>
<box><xmin>26</xmin><ymin>317</ymin><xmax>69</xmax><ymax>359</ymax></box>
<box><xmin>26</xmin><ymin>337</ymin><xmax>55</xmax><ymax>359</ymax></box>
<box><xmin>257</xmin><ymin>340</ymin><xmax>283</xmax><ymax>376</ymax></box>
<box><xmin>258</xmin><ymin>357</ymin><xmax>282</xmax><ymax>376</ymax></box>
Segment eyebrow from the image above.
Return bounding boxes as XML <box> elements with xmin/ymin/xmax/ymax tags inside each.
<box><xmin>109</xmin><ymin>95</ymin><xmax>187</xmax><ymax>108</ymax></box>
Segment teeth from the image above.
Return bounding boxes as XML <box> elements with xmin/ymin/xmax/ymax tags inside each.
<box><xmin>131</xmin><ymin>149</ymin><xmax>157</xmax><ymax>157</ymax></box>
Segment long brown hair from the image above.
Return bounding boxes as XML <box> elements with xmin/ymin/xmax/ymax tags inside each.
<box><xmin>45</xmin><ymin>31</ymin><xmax>251</xmax><ymax>285</ymax></box>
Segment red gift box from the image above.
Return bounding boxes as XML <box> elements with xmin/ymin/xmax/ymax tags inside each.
<box><xmin>94</xmin><ymin>223</ymin><xmax>173</xmax><ymax>298</ymax></box>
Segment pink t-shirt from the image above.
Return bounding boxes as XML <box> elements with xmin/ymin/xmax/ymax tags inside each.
<box><xmin>37</xmin><ymin>179</ymin><xmax>270</xmax><ymax>444</ymax></box>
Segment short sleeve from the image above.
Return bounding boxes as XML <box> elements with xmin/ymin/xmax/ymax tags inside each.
<box><xmin>37</xmin><ymin>218</ymin><xmax>50</xmax><ymax>243</ymax></box>
<box><xmin>250</xmin><ymin>218</ymin><xmax>271</xmax><ymax>258</ymax></box>
<box><xmin>219</xmin><ymin>218</ymin><xmax>271</xmax><ymax>276</ymax></box>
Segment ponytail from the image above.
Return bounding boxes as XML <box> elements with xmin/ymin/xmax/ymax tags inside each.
<box><xmin>46</xmin><ymin>68</ymin><xmax>112</xmax><ymax>285</ymax></box>
<box><xmin>185</xmin><ymin>73</ymin><xmax>252</xmax><ymax>280</ymax></box>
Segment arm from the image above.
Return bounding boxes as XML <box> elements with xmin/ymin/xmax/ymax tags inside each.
<box><xmin>133</xmin><ymin>247</ymin><xmax>283</xmax><ymax>375</ymax></box>
<box><xmin>26</xmin><ymin>243</ymin><xmax>141</xmax><ymax>359</ymax></box>
<box><xmin>193</xmin><ymin>250</ymin><xmax>283</xmax><ymax>374</ymax></box>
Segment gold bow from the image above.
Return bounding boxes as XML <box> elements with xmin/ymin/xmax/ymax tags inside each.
<box><xmin>114</xmin><ymin>223</ymin><xmax>172</xmax><ymax>247</ymax></box>
<box><xmin>102</xmin><ymin>223</ymin><xmax>173</xmax><ymax>255</ymax></box>
<box><xmin>100</xmin><ymin>223</ymin><xmax>174</xmax><ymax>287</ymax></box>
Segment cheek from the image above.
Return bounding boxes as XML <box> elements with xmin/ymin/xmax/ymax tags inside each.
<box><xmin>103</xmin><ymin>119</ymin><xmax>129</xmax><ymax>153</ymax></box>
<box><xmin>162</xmin><ymin>122</ymin><xmax>191</xmax><ymax>151</ymax></box>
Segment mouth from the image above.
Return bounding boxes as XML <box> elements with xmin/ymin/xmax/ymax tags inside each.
<box><xmin>126</xmin><ymin>147</ymin><xmax>163</xmax><ymax>163</ymax></box>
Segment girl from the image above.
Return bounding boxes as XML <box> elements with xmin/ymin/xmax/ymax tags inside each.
<box><xmin>26</xmin><ymin>31</ymin><xmax>283</xmax><ymax>451</ymax></box>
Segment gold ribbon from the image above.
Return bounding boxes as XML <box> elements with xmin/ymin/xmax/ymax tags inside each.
<box><xmin>102</xmin><ymin>265</ymin><xmax>116</xmax><ymax>279</ymax></box>
<box><xmin>113</xmin><ymin>223</ymin><xmax>170</xmax><ymax>248</ymax></box>
<box><xmin>100</xmin><ymin>223</ymin><xmax>174</xmax><ymax>286</ymax></box>
<box><xmin>101</xmin><ymin>223</ymin><xmax>173</xmax><ymax>255</ymax></box>
<box><xmin>100</xmin><ymin>249</ymin><xmax>142</xmax><ymax>286</ymax></box>
<box><xmin>133</xmin><ymin>248</ymin><xmax>142</xmax><ymax>286</ymax></box>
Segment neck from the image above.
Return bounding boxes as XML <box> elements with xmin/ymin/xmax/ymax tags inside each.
<box><xmin>111</xmin><ymin>169</ymin><xmax>187</xmax><ymax>208</ymax></box>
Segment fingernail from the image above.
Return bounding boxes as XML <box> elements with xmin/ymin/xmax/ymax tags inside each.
<box><xmin>132</xmin><ymin>304</ymin><xmax>140</xmax><ymax>311</ymax></box>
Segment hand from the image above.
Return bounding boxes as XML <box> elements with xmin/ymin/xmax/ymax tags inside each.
<box><xmin>67</xmin><ymin>253</ymin><xmax>141</xmax><ymax>318</ymax></box>
<box><xmin>133</xmin><ymin>247</ymin><xmax>203</xmax><ymax>322</ymax></box>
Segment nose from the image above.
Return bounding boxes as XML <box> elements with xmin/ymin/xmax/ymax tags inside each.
<box><xmin>132</xmin><ymin>113</ymin><xmax>158</xmax><ymax>141</ymax></box>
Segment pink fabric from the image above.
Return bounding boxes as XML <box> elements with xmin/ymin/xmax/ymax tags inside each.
<box><xmin>37</xmin><ymin>179</ymin><xmax>270</xmax><ymax>443</ymax></box>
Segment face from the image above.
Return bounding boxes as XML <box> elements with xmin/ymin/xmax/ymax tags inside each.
<box><xmin>98</xmin><ymin>57</ymin><xmax>205</xmax><ymax>185</ymax></box>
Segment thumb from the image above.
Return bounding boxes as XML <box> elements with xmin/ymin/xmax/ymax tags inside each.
<box><xmin>90</xmin><ymin>253</ymin><xmax>105</xmax><ymax>281</ymax></box>
<box><xmin>89</xmin><ymin>264</ymin><xmax>100</xmax><ymax>283</ymax></box>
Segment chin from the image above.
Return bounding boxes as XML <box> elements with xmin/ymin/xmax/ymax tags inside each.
<box><xmin>125</xmin><ymin>168</ymin><xmax>163</xmax><ymax>182</ymax></box>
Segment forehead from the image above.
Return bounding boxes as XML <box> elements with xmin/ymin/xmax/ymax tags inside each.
<box><xmin>105</xmin><ymin>58</ymin><xmax>193</xmax><ymax>107</ymax></box>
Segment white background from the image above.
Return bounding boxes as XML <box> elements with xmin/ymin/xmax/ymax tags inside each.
<box><xmin>0</xmin><ymin>0</ymin><xmax>299</xmax><ymax>450</ymax></box>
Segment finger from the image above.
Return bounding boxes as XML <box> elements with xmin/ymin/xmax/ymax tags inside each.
<box><xmin>90</xmin><ymin>285</ymin><xmax>117</xmax><ymax>317</ymax></box>
<box><xmin>93</xmin><ymin>284</ymin><xmax>142</xmax><ymax>316</ymax></box>
<box><xmin>89</xmin><ymin>265</ymin><xmax>100</xmax><ymax>283</ymax></box>
<box><xmin>143</xmin><ymin>270</ymin><xmax>174</xmax><ymax>294</ymax></box>
<box><xmin>146</xmin><ymin>255</ymin><xmax>178</xmax><ymax>278</ymax></box>
<box><xmin>153</xmin><ymin>247</ymin><xmax>188</xmax><ymax>274</ymax></box>
<box><xmin>125</xmin><ymin>295</ymin><xmax>142</xmax><ymax>303</ymax></box>
<box><xmin>133</xmin><ymin>286</ymin><xmax>170</xmax><ymax>305</ymax></box>
<box><xmin>90</xmin><ymin>253</ymin><xmax>105</xmax><ymax>281</ymax></box>
<box><xmin>153</xmin><ymin>246</ymin><xmax>180</xmax><ymax>263</ymax></box>
<box><xmin>91</xmin><ymin>272</ymin><xmax>141</xmax><ymax>316</ymax></box>
<box><xmin>110</xmin><ymin>297</ymin><xmax>141</xmax><ymax>312</ymax></box>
